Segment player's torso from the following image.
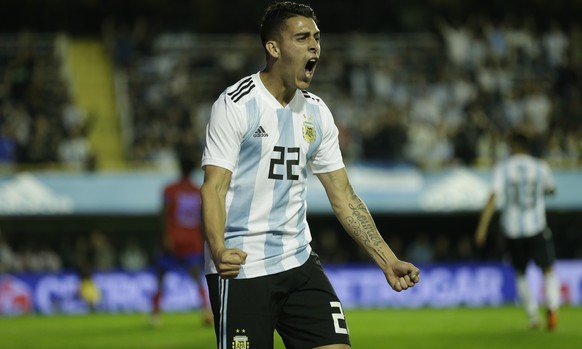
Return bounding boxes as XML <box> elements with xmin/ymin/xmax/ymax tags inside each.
<box><xmin>218</xmin><ymin>79</ymin><xmax>329</xmax><ymax>278</ymax></box>
<box><xmin>499</xmin><ymin>156</ymin><xmax>547</xmax><ymax>237</ymax></box>
<box><xmin>165</xmin><ymin>182</ymin><xmax>202</xmax><ymax>241</ymax></box>
<box><xmin>237</xmin><ymin>94</ymin><xmax>322</xmax><ymax>184</ymax></box>
<box><xmin>225</xmin><ymin>86</ymin><xmax>325</xmax><ymax>235</ymax></box>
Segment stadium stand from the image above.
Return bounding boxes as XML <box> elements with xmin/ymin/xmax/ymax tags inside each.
<box><xmin>1</xmin><ymin>17</ymin><xmax>580</xmax><ymax>172</ymax></box>
<box><xmin>105</xmin><ymin>17</ymin><xmax>581</xmax><ymax>171</ymax></box>
<box><xmin>0</xmin><ymin>32</ymin><xmax>97</xmax><ymax>172</ymax></box>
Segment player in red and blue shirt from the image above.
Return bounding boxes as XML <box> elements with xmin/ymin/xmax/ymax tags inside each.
<box><xmin>151</xmin><ymin>153</ymin><xmax>212</xmax><ymax>326</ymax></box>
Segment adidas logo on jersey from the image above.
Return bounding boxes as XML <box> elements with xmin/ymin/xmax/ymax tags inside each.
<box><xmin>253</xmin><ymin>126</ymin><xmax>269</xmax><ymax>137</ymax></box>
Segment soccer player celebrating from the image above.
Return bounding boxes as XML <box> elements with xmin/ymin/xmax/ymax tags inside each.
<box><xmin>200</xmin><ymin>2</ymin><xmax>420</xmax><ymax>348</ymax></box>
<box><xmin>475</xmin><ymin>131</ymin><xmax>560</xmax><ymax>330</ymax></box>
<box><xmin>151</xmin><ymin>150</ymin><xmax>212</xmax><ymax>326</ymax></box>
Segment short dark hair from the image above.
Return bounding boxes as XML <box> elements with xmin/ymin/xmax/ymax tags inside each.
<box><xmin>175</xmin><ymin>143</ymin><xmax>199</xmax><ymax>178</ymax></box>
<box><xmin>509</xmin><ymin>131</ymin><xmax>531</xmax><ymax>151</ymax></box>
<box><xmin>259</xmin><ymin>1</ymin><xmax>317</xmax><ymax>45</ymax></box>
<box><xmin>178</xmin><ymin>156</ymin><xmax>196</xmax><ymax>178</ymax></box>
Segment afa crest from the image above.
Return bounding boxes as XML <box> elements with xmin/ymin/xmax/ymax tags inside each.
<box><xmin>232</xmin><ymin>329</ymin><xmax>250</xmax><ymax>349</ymax></box>
<box><xmin>232</xmin><ymin>335</ymin><xmax>249</xmax><ymax>349</ymax></box>
<box><xmin>302</xmin><ymin>114</ymin><xmax>316</xmax><ymax>144</ymax></box>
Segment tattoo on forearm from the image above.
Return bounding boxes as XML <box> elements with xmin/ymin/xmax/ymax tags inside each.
<box><xmin>345</xmin><ymin>202</ymin><xmax>387</xmax><ymax>262</ymax></box>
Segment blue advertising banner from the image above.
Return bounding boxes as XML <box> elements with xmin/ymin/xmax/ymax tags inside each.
<box><xmin>1</xmin><ymin>261</ymin><xmax>580</xmax><ymax>316</ymax></box>
<box><xmin>325</xmin><ymin>262</ymin><xmax>515</xmax><ymax>308</ymax></box>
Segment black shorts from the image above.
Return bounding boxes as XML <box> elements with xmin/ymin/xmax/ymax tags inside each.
<box><xmin>506</xmin><ymin>227</ymin><xmax>556</xmax><ymax>273</ymax></box>
<box><xmin>206</xmin><ymin>252</ymin><xmax>350</xmax><ymax>349</ymax></box>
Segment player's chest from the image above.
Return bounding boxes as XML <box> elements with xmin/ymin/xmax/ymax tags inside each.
<box><xmin>249</xmin><ymin>110</ymin><xmax>320</xmax><ymax>150</ymax></box>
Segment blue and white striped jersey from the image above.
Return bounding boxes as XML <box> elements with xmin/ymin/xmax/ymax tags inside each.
<box><xmin>492</xmin><ymin>154</ymin><xmax>555</xmax><ymax>239</ymax></box>
<box><xmin>202</xmin><ymin>73</ymin><xmax>345</xmax><ymax>278</ymax></box>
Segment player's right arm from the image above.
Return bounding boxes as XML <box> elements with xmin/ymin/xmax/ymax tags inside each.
<box><xmin>542</xmin><ymin>161</ymin><xmax>556</xmax><ymax>196</ymax></box>
<box><xmin>161</xmin><ymin>199</ymin><xmax>173</xmax><ymax>252</ymax></box>
<box><xmin>200</xmin><ymin>165</ymin><xmax>247</xmax><ymax>278</ymax></box>
<box><xmin>200</xmin><ymin>92</ymin><xmax>247</xmax><ymax>278</ymax></box>
<box><xmin>475</xmin><ymin>192</ymin><xmax>496</xmax><ymax>247</ymax></box>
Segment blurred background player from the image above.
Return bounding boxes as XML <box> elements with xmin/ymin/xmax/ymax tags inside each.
<box><xmin>151</xmin><ymin>147</ymin><xmax>212</xmax><ymax>326</ymax></box>
<box><xmin>74</xmin><ymin>233</ymin><xmax>101</xmax><ymax>312</ymax></box>
<box><xmin>475</xmin><ymin>131</ymin><xmax>560</xmax><ymax>330</ymax></box>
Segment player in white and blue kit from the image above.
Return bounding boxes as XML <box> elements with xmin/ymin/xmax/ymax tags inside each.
<box><xmin>200</xmin><ymin>2</ymin><xmax>420</xmax><ymax>348</ymax></box>
<box><xmin>202</xmin><ymin>74</ymin><xmax>337</xmax><ymax>279</ymax></box>
<box><xmin>475</xmin><ymin>131</ymin><xmax>560</xmax><ymax>330</ymax></box>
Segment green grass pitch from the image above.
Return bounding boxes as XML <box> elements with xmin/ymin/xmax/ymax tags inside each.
<box><xmin>1</xmin><ymin>306</ymin><xmax>581</xmax><ymax>348</ymax></box>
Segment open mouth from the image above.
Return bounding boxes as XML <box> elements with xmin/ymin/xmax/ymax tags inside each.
<box><xmin>305</xmin><ymin>58</ymin><xmax>318</xmax><ymax>77</ymax></box>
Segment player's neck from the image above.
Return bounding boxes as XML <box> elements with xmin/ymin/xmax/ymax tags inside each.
<box><xmin>259</xmin><ymin>69</ymin><xmax>295</xmax><ymax>107</ymax></box>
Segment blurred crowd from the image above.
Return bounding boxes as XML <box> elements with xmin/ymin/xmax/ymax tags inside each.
<box><xmin>308</xmin><ymin>220</ymin><xmax>582</xmax><ymax>267</ymax></box>
<box><xmin>0</xmin><ymin>228</ymin><xmax>149</xmax><ymax>275</ymax></box>
<box><xmin>105</xmin><ymin>15</ymin><xmax>581</xmax><ymax>170</ymax></box>
<box><xmin>0</xmin><ymin>33</ymin><xmax>94</xmax><ymax>172</ymax></box>
<box><xmin>3</xmin><ymin>220</ymin><xmax>582</xmax><ymax>274</ymax></box>
<box><xmin>1</xmin><ymin>16</ymin><xmax>580</xmax><ymax>172</ymax></box>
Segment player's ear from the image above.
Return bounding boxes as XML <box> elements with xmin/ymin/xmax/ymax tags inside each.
<box><xmin>265</xmin><ymin>40</ymin><xmax>279</xmax><ymax>58</ymax></box>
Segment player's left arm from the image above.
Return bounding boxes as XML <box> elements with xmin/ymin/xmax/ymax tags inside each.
<box><xmin>316</xmin><ymin>168</ymin><xmax>420</xmax><ymax>292</ymax></box>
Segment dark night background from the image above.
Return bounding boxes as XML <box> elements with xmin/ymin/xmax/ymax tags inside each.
<box><xmin>1</xmin><ymin>0</ymin><xmax>581</xmax><ymax>34</ymax></box>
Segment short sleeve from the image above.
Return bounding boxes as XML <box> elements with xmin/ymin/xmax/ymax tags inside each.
<box><xmin>309</xmin><ymin>100</ymin><xmax>344</xmax><ymax>174</ymax></box>
<box><xmin>201</xmin><ymin>93</ymin><xmax>245</xmax><ymax>172</ymax></box>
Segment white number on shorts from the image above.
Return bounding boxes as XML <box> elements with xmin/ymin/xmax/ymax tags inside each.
<box><xmin>330</xmin><ymin>301</ymin><xmax>348</xmax><ymax>334</ymax></box>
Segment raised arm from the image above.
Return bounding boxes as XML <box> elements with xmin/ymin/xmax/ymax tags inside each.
<box><xmin>200</xmin><ymin>165</ymin><xmax>247</xmax><ymax>278</ymax></box>
<box><xmin>316</xmin><ymin>168</ymin><xmax>420</xmax><ymax>291</ymax></box>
